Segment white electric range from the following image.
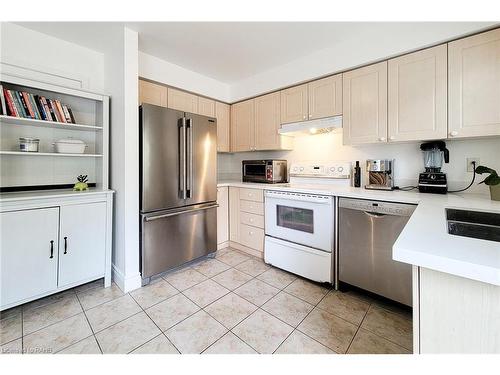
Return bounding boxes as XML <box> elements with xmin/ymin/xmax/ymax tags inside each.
<box><xmin>264</xmin><ymin>161</ymin><xmax>352</xmax><ymax>285</ymax></box>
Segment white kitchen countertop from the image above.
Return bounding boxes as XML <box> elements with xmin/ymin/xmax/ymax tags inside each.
<box><xmin>218</xmin><ymin>180</ymin><xmax>500</xmax><ymax>286</ymax></box>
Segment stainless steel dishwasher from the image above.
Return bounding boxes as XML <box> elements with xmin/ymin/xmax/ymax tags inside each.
<box><xmin>338</xmin><ymin>198</ymin><xmax>416</xmax><ymax>306</ymax></box>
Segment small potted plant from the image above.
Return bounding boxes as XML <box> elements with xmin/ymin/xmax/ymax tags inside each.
<box><xmin>475</xmin><ymin>165</ymin><xmax>500</xmax><ymax>201</ymax></box>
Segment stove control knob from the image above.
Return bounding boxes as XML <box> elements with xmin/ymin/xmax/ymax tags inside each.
<box><xmin>293</xmin><ymin>167</ymin><xmax>298</xmax><ymax>172</ymax></box>
<box><xmin>330</xmin><ymin>167</ymin><xmax>335</xmax><ymax>172</ymax></box>
<box><xmin>299</xmin><ymin>167</ymin><xmax>304</xmax><ymax>172</ymax></box>
<box><xmin>338</xmin><ymin>167</ymin><xmax>343</xmax><ymax>173</ymax></box>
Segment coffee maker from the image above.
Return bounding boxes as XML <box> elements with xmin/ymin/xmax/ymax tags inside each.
<box><xmin>365</xmin><ymin>159</ymin><xmax>394</xmax><ymax>190</ymax></box>
<box><xmin>418</xmin><ymin>141</ymin><xmax>449</xmax><ymax>194</ymax></box>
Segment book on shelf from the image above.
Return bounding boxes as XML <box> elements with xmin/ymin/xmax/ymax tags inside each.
<box><xmin>0</xmin><ymin>85</ymin><xmax>7</xmax><ymax>116</ymax></box>
<box><xmin>0</xmin><ymin>87</ymin><xmax>76</xmax><ymax>124</ymax></box>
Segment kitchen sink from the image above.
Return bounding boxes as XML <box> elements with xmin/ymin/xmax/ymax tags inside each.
<box><xmin>446</xmin><ymin>208</ymin><xmax>500</xmax><ymax>243</ymax></box>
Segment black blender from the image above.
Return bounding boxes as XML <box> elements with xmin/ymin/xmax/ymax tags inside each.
<box><xmin>418</xmin><ymin>141</ymin><xmax>449</xmax><ymax>194</ymax></box>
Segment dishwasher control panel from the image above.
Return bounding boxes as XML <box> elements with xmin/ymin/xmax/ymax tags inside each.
<box><xmin>338</xmin><ymin>198</ymin><xmax>416</xmax><ymax>217</ymax></box>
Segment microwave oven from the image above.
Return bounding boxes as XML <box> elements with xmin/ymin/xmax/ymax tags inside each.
<box><xmin>242</xmin><ymin>160</ymin><xmax>288</xmax><ymax>183</ymax></box>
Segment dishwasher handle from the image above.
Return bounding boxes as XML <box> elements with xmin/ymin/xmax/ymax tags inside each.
<box><xmin>364</xmin><ymin>211</ymin><xmax>386</xmax><ymax>218</ymax></box>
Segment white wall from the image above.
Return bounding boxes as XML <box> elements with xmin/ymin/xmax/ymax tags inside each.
<box><xmin>106</xmin><ymin>27</ymin><xmax>141</xmax><ymax>293</ymax></box>
<box><xmin>139</xmin><ymin>51</ymin><xmax>231</xmax><ymax>102</ymax></box>
<box><xmin>230</xmin><ymin>23</ymin><xmax>495</xmax><ymax>101</ymax></box>
<box><xmin>0</xmin><ymin>22</ymin><xmax>105</xmax><ymax>92</ymax></box>
<box><xmin>218</xmin><ymin>133</ymin><xmax>500</xmax><ymax>195</ymax></box>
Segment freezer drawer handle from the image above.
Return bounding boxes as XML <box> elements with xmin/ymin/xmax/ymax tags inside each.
<box><xmin>49</xmin><ymin>240</ymin><xmax>54</xmax><ymax>259</ymax></box>
<box><xmin>145</xmin><ymin>204</ymin><xmax>219</xmax><ymax>222</ymax></box>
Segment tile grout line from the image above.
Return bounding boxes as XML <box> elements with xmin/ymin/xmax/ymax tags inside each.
<box><xmin>127</xmin><ymin>291</ymin><xmax>181</xmax><ymax>354</ymax></box>
<box><xmin>75</xmin><ymin>290</ymin><xmax>103</xmax><ymax>354</ymax></box>
<box><xmin>343</xmin><ymin>301</ymin><xmax>371</xmax><ymax>354</ymax></box>
<box><xmin>357</xmin><ymin>305</ymin><xmax>413</xmax><ymax>352</ymax></box>
<box><xmin>272</xmin><ymin>285</ymin><xmax>334</xmax><ymax>354</ymax></box>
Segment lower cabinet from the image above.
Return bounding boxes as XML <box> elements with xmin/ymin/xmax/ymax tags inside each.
<box><xmin>1</xmin><ymin>207</ymin><xmax>60</xmax><ymax>308</ymax></box>
<box><xmin>217</xmin><ymin>187</ymin><xmax>229</xmax><ymax>246</ymax></box>
<box><xmin>228</xmin><ymin>187</ymin><xmax>265</xmax><ymax>257</ymax></box>
<box><xmin>58</xmin><ymin>202</ymin><xmax>107</xmax><ymax>287</ymax></box>
<box><xmin>0</xmin><ymin>193</ymin><xmax>113</xmax><ymax>310</ymax></box>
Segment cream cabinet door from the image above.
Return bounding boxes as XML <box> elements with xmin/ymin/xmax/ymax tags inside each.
<box><xmin>217</xmin><ymin>187</ymin><xmax>229</xmax><ymax>245</ymax></box>
<box><xmin>388</xmin><ymin>45</ymin><xmax>447</xmax><ymax>142</ymax></box>
<box><xmin>216</xmin><ymin>101</ymin><xmax>231</xmax><ymax>152</ymax></box>
<box><xmin>280</xmin><ymin>84</ymin><xmax>308</xmax><ymax>124</ymax></box>
<box><xmin>231</xmin><ymin>99</ymin><xmax>255</xmax><ymax>152</ymax></box>
<box><xmin>58</xmin><ymin>202</ymin><xmax>106</xmax><ymax>287</ymax></box>
<box><xmin>308</xmin><ymin>74</ymin><xmax>342</xmax><ymax>120</ymax></box>
<box><xmin>229</xmin><ymin>187</ymin><xmax>240</xmax><ymax>242</ymax></box>
<box><xmin>198</xmin><ymin>97</ymin><xmax>215</xmax><ymax>117</ymax></box>
<box><xmin>1</xmin><ymin>207</ymin><xmax>59</xmax><ymax>308</ymax></box>
<box><xmin>255</xmin><ymin>92</ymin><xmax>292</xmax><ymax>150</ymax></box>
<box><xmin>449</xmin><ymin>28</ymin><xmax>500</xmax><ymax>138</ymax></box>
<box><xmin>343</xmin><ymin>61</ymin><xmax>388</xmax><ymax>145</ymax></box>
<box><xmin>167</xmin><ymin>88</ymin><xmax>198</xmax><ymax>113</ymax></box>
<box><xmin>139</xmin><ymin>80</ymin><xmax>168</xmax><ymax>107</ymax></box>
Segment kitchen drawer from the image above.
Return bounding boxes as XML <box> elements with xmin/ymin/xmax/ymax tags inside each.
<box><xmin>239</xmin><ymin>223</ymin><xmax>264</xmax><ymax>252</ymax></box>
<box><xmin>239</xmin><ymin>188</ymin><xmax>264</xmax><ymax>202</ymax></box>
<box><xmin>240</xmin><ymin>211</ymin><xmax>264</xmax><ymax>229</ymax></box>
<box><xmin>240</xmin><ymin>200</ymin><xmax>264</xmax><ymax>215</ymax></box>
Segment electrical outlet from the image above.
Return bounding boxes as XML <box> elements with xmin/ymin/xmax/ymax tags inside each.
<box><xmin>467</xmin><ymin>157</ymin><xmax>480</xmax><ymax>172</ymax></box>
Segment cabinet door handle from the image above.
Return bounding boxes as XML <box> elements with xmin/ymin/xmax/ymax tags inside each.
<box><xmin>64</xmin><ymin>236</ymin><xmax>68</xmax><ymax>254</ymax></box>
<box><xmin>49</xmin><ymin>240</ymin><xmax>54</xmax><ymax>259</ymax></box>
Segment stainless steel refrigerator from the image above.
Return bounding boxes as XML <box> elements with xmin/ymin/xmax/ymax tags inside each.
<box><xmin>139</xmin><ymin>104</ymin><xmax>217</xmax><ymax>280</ymax></box>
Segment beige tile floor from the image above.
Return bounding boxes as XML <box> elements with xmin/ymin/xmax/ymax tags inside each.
<box><xmin>0</xmin><ymin>247</ymin><xmax>412</xmax><ymax>354</ymax></box>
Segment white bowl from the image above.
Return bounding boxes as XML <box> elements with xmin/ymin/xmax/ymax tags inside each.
<box><xmin>53</xmin><ymin>138</ymin><xmax>87</xmax><ymax>154</ymax></box>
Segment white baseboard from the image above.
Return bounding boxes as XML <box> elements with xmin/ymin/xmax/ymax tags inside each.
<box><xmin>217</xmin><ymin>241</ymin><xmax>230</xmax><ymax>250</ymax></box>
<box><xmin>112</xmin><ymin>264</ymin><xmax>142</xmax><ymax>293</ymax></box>
<box><xmin>229</xmin><ymin>241</ymin><xmax>264</xmax><ymax>259</ymax></box>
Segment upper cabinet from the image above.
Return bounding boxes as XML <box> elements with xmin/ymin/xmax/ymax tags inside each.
<box><xmin>231</xmin><ymin>96</ymin><xmax>293</xmax><ymax>152</ymax></box>
<box><xmin>448</xmin><ymin>28</ymin><xmax>500</xmax><ymax>138</ymax></box>
<box><xmin>167</xmin><ymin>87</ymin><xmax>198</xmax><ymax>113</ymax></box>
<box><xmin>308</xmin><ymin>74</ymin><xmax>342</xmax><ymax>120</ymax></box>
<box><xmin>231</xmin><ymin>99</ymin><xmax>255</xmax><ymax>152</ymax></box>
<box><xmin>139</xmin><ymin>80</ymin><xmax>168</xmax><ymax>107</ymax></box>
<box><xmin>388</xmin><ymin>45</ymin><xmax>448</xmax><ymax>142</ymax></box>
<box><xmin>280</xmin><ymin>76</ymin><xmax>342</xmax><ymax>124</ymax></box>
<box><xmin>216</xmin><ymin>101</ymin><xmax>231</xmax><ymax>153</ymax></box>
<box><xmin>280</xmin><ymin>84</ymin><xmax>308</xmax><ymax>124</ymax></box>
<box><xmin>343</xmin><ymin>61</ymin><xmax>388</xmax><ymax>145</ymax></box>
<box><xmin>198</xmin><ymin>97</ymin><xmax>216</xmax><ymax>117</ymax></box>
<box><xmin>255</xmin><ymin>92</ymin><xmax>292</xmax><ymax>151</ymax></box>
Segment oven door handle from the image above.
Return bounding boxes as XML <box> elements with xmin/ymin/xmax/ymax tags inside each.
<box><xmin>265</xmin><ymin>193</ymin><xmax>332</xmax><ymax>204</ymax></box>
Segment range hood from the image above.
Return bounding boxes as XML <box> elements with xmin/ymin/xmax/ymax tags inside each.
<box><xmin>278</xmin><ymin>115</ymin><xmax>342</xmax><ymax>136</ymax></box>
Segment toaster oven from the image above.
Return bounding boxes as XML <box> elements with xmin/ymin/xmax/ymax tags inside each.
<box><xmin>242</xmin><ymin>160</ymin><xmax>287</xmax><ymax>183</ymax></box>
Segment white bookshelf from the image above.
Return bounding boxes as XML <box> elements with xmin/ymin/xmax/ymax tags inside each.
<box><xmin>0</xmin><ymin>74</ymin><xmax>109</xmax><ymax>191</ymax></box>
<box><xmin>0</xmin><ymin>115</ymin><xmax>103</xmax><ymax>131</ymax></box>
<box><xmin>0</xmin><ymin>151</ymin><xmax>103</xmax><ymax>157</ymax></box>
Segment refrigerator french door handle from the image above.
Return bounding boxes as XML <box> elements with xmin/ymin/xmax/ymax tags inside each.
<box><xmin>186</xmin><ymin>118</ymin><xmax>193</xmax><ymax>199</ymax></box>
<box><xmin>178</xmin><ymin>118</ymin><xmax>187</xmax><ymax>200</ymax></box>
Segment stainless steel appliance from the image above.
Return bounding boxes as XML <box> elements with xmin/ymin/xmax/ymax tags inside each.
<box><xmin>338</xmin><ymin>198</ymin><xmax>416</xmax><ymax>306</ymax></box>
<box><xmin>365</xmin><ymin>159</ymin><xmax>394</xmax><ymax>190</ymax></box>
<box><xmin>139</xmin><ymin>104</ymin><xmax>218</xmax><ymax>280</ymax></box>
<box><xmin>242</xmin><ymin>159</ymin><xmax>287</xmax><ymax>183</ymax></box>
<box><xmin>418</xmin><ymin>141</ymin><xmax>449</xmax><ymax>194</ymax></box>
<box><xmin>264</xmin><ymin>161</ymin><xmax>351</xmax><ymax>284</ymax></box>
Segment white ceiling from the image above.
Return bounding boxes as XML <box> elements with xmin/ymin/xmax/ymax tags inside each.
<box><xmin>16</xmin><ymin>22</ymin><xmax>497</xmax><ymax>85</ymax></box>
